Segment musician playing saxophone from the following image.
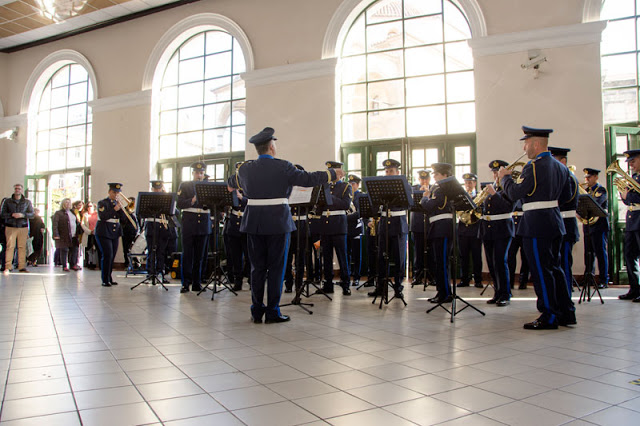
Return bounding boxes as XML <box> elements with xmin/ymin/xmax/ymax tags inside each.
<box><xmin>618</xmin><ymin>150</ymin><xmax>640</xmax><ymax>302</ymax></box>
<box><xmin>481</xmin><ymin>161</ymin><xmax>514</xmax><ymax>306</ymax></box>
<box><xmin>95</xmin><ymin>183</ymin><xmax>127</xmax><ymax>287</ymax></box>
<box><xmin>580</xmin><ymin>168</ymin><xmax>609</xmax><ymax>289</ymax></box>
<box><xmin>457</xmin><ymin>173</ymin><xmax>483</xmax><ymax>289</ymax></box>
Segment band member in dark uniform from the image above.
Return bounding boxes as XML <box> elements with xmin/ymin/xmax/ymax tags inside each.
<box><xmin>411</xmin><ymin>170</ymin><xmax>432</xmax><ymax>287</ymax></box>
<box><xmin>371</xmin><ymin>159</ymin><xmax>409</xmax><ymax>299</ymax></box>
<box><xmin>548</xmin><ymin>147</ymin><xmax>580</xmax><ymax>303</ymax></box>
<box><xmin>509</xmin><ymin>200</ymin><xmax>530</xmax><ymax>289</ymax></box>
<box><xmin>224</xmin><ymin>177</ymin><xmax>249</xmax><ymax>292</ymax></box>
<box><xmin>120</xmin><ymin>197</ymin><xmax>138</xmax><ymax>270</ymax></box>
<box><xmin>458</xmin><ymin>173</ymin><xmax>483</xmax><ymax>288</ymax></box>
<box><xmin>480</xmin><ymin>161</ymin><xmax>514</xmax><ymax>306</ymax></box>
<box><xmin>227</xmin><ymin>127</ymin><xmax>344</xmax><ymax>323</ymax></box>
<box><xmin>619</xmin><ymin>150</ymin><xmax>640</xmax><ymax>302</ymax></box>
<box><xmin>95</xmin><ymin>183</ymin><xmax>126</xmax><ymax>287</ymax></box>
<box><xmin>499</xmin><ymin>126</ymin><xmax>575</xmax><ymax>329</ymax></box>
<box><xmin>177</xmin><ymin>161</ymin><xmax>212</xmax><ymax>293</ymax></box>
<box><xmin>145</xmin><ymin>180</ymin><xmax>172</xmax><ymax>282</ymax></box>
<box><xmin>284</xmin><ymin>165</ymin><xmax>309</xmax><ymax>294</ymax></box>
<box><xmin>581</xmin><ymin>168</ymin><xmax>609</xmax><ymax>288</ymax></box>
<box><xmin>421</xmin><ymin>163</ymin><xmax>455</xmax><ymax>303</ymax></box>
<box><xmin>347</xmin><ymin>174</ymin><xmax>364</xmax><ymax>287</ymax></box>
<box><xmin>316</xmin><ymin>161</ymin><xmax>352</xmax><ymax>296</ymax></box>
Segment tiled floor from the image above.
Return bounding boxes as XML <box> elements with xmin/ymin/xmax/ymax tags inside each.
<box><xmin>0</xmin><ymin>269</ymin><xmax>639</xmax><ymax>425</ymax></box>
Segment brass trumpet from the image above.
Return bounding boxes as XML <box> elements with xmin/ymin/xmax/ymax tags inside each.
<box><xmin>115</xmin><ymin>192</ymin><xmax>139</xmax><ymax>230</ymax></box>
<box><xmin>606</xmin><ymin>160</ymin><xmax>640</xmax><ymax>193</ymax></box>
<box><xmin>577</xmin><ymin>183</ymin><xmax>598</xmax><ymax>225</ymax></box>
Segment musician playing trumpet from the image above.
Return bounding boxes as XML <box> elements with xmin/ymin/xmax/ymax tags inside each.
<box><xmin>457</xmin><ymin>173</ymin><xmax>483</xmax><ymax>289</ymax></box>
<box><xmin>95</xmin><ymin>183</ymin><xmax>127</xmax><ymax>287</ymax></box>
<box><xmin>618</xmin><ymin>150</ymin><xmax>640</xmax><ymax>302</ymax></box>
<box><xmin>581</xmin><ymin>168</ymin><xmax>609</xmax><ymax>289</ymax></box>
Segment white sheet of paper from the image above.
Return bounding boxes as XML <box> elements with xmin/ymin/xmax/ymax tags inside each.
<box><xmin>289</xmin><ymin>186</ymin><xmax>314</xmax><ymax>205</ymax></box>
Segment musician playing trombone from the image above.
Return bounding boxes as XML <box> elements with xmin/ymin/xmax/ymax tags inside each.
<box><xmin>95</xmin><ymin>183</ymin><xmax>127</xmax><ymax>287</ymax></box>
<box><xmin>618</xmin><ymin>150</ymin><xmax>640</xmax><ymax>302</ymax></box>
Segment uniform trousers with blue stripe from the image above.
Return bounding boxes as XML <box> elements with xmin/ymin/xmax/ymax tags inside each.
<box><xmin>584</xmin><ymin>231</ymin><xmax>609</xmax><ymax>285</ymax></box>
<box><xmin>95</xmin><ymin>235</ymin><xmax>118</xmax><ymax>284</ymax></box>
<box><xmin>182</xmin><ymin>233</ymin><xmax>208</xmax><ymax>288</ymax></box>
<box><xmin>347</xmin><ymin>236</ymin><xmax>362</xmax><ymax>280</ymax></box>
<box><xmin>459</xmin><ymin>235</ymin><xmax>483</xmax><ymax>285</ymax></box>
<box><xmin>623</xmin><ymin>230</ymin><xmax>640</xmax><ymax>295</ymax></box>
<box><xmin>284</xmin><ymin>225</ymin><xmax>309</xmax><ymax>291</ymax></box>
<box><xmin>431</xmin><ymin>237</ymin><xmax>452</xmax><ymax>298</ymax></box>
<box><xmin>378</xmin><ymin>232</ymin><xmax>407</xmax><ymax>290</ymax></box>
<box><xmin>484</xmin><ymin>238</ymin><xmax>512</xmax><ymax>301</ymax></box>
<box><xmin>560</xmin><ymin>236</ymin><xmax>576</xmax><ymax>296</ymax></box>
<box><xmin>248</xmin><ymin>233</ymin><xmax>289</xmax><ymax>320</ymax></box>
<box><xmin>522</xmin><ymin>236</ymin><xmax>572</xmax><ymax>324</ymax></box>
<box><xmin>321</xmin><ymin>234</ymin><xmax>350</xmax><ymax>288</ymax></box>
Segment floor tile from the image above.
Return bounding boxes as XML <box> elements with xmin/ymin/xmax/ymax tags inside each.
<box><xmin>137</xmin><ymin>378</ymin><xmax>204</xmax><ymax>401</ymax></box>
<box><xmin>482</xmin><ymin>401</ymin><xmax>573</xmax><ymax>426</ymax></box>
<box><xmin>0</xmin><ymin>411</ymin><xmax>81</xmax><ymax>426</ymax></box>
<box><xmin>316</xmin><ymin>370</ymin><xmax>384</xmax><ymax>390</ymax></box>
<box><xmin>232</xmin><ymin>400</ymin><xmax>319</xmax><ymax>426</ymax></box>
<box><xmin>193</xmin><ymin>371</ymin><xmax>259</xmax><ymax>393</ymax></box>
<box><xmin>149</xmin><ymin>394</ymin><xmax>226</xmax><ymax>422</ymax></box>
<box><xmin>74</xmin><ymin>385</ymin><xmax>143</xmax><ymax>410</ymax></box>
<box><xmin>266</xmin><ymin>377</ymin><xmax>338</xmax><ymax>399</ymax></box>
<box><xmin>1</xmin><ymin>393</ymin><xmax>77</xmax><ymax>421</ymax></box>
<box><xmin>3</xmin><ymin>378</ymin><xmax>71</xmax><ymax>400</ymax></box>
<box><xmin>69</xmin><ymin>371</ymin><xmax>132</xmax><ymax>392</ymax></box>
<box><xmin>522</xmin><ymin>389</ymin><xmax>610</xmax><ymax>418</ymax></box>
<box><xmin>384</xmin><ymin>396</ymin><xmax>470</xmax><ymax>425</ymax></box>
<box><xmin>164</xmin><ymin>412</ymin><xmax>244</xmax><ymax>425</ymax></box>
<box><xmin>212</xmin><ymin>384</ymin><xmax>286</xmax><ymax>410</ymax></box>
<box><xmin>328</xmin><ymin>408</ymin><xmax>414</xmax><ymax>426</ymax></box>
<box><xmin>432</xmin><ymin>386</ymin><xmax>514</xmax><ymax>412</ymax></box>
<box><xmin>79</xmin><ymin>402</ymin><xmax>159</xmax><ymax>426</ymax></box>
<box><xmin>294</xmin><ymin>391</ymin><xmax>375</xmax><ymax>419</ymax></box>
<box><xmin>347</xmin><ymin>382</ymin><xmax>423</xmax><ymax>406</ymax></box>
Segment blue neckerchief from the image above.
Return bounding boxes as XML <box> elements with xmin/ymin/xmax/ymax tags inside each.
<box><xmin>258</xmin><ymin>154</ymin><xmax>273</xmax><ymax>159</ymax></box>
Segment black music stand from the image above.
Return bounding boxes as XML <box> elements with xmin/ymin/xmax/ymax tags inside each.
<box><xmin>131</xmin><ymin>192</ymin><xmax>176</xmax><ymax>291</ymax></box>
<box><xmin>426</xmin><ymin>177</ymin><xmax>486</xmax><ymax>322</ymax></box>
<box><xmin>578</xmin><ymin>193</ymin><xmax>607</xmax><ymax>304</ymax></box>
<box><xmin>363</xmin><ymin>175</ymin><xmax>413</xmax><ymax>308</ymax></box>
<box><xmin>307</xmin><ymin>185</ymin><xmax>333</xmax><ymax>301</ymax></box>
<box><xmin>356</xmin><ymin>194</ymin><xmax>378</xmax><ymax>290</ymax></box>
<box><xmin>280</xmin><ymin>186</ymin><xmax>321</xmax><ymax>314</ymax></box>
<box><xmin>410</xmin><ymin>190</ymin><xmax>434</xmax><ymax>291</ymax></box>
<box><xmin>195</xmin><ymin>182</ymin><xmax>237</xmax><ymax>300</ymax></box>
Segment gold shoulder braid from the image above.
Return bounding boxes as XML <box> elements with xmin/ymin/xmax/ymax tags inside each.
<box><xmin>236</xmin><ymin>161</ymin><xmax>247</xmax><ymax>191</ymax></box>
<box><xmin>527</xmin><ymin>162</ymin><xmax>537</xmax><ymax>196</ymax></box>
<box><xmin>568</xmin><ymin>174</ymin><xmax>578</xmax><ymax>202</ymax></box>
<box><xmin>438</xmin><ymin>195</ymin><xmax>448</xmax><ymax>210</ymax></box>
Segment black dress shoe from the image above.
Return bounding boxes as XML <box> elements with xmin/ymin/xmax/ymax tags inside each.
<box><xmin>457</xmin><ymin>282</ymin><xmax>470</xmax><ymax>287</ymax></box>
<box><xmin>342</xmin><ymin>287</ymin><xmax>351</xmax><ymax>296</ymax></box>
<box><xmin>265</xmin><ymin>315</ymin><xmax>290</xmax><ymax>324</ymax></box>
<box><xmin>284</xmin><ymin>288</ymin><xmax>293</xmax><ymax>293</ymax></box>
<box><xmin>486</xmin><ymin>298</ymin><xmax>497</xmax><ymax>304</ymax></box>
<box><xmin>110</xmin><ymin>281</ymin><xmax>118</xmax><ymax>285</ymax></box>
<box><xmin>633</xmin><ymin>296</ymin><xmax>640</xmax><ymax>303</ymax></box>
<box><xmin>496</xmin><ymin>299</ymin><xmax>510</xmax><ymax>307</ymax></box>
<box><xmin>523</xmin><ymin>319</ymin><xmax>558</xmax><ymax>330</ymax></box>
<box><xmin>180</xmin><ymin>287</ymin><xmax>189</xmax><ymax>293</ymax></box>
<box><xmin>597</xmin><ymin>283</ymin><xmax>608</xmax><ymax>289</ymax></box>
<box><xmin>440</xmin><ymin>295</ymin><xmax>453</xmax><ymax>303</ymax></box>
<box><xmin>352</xmin><ymin>279</ymin><xmax>360</xmax><ymax>287</ymax></box>
<box><xmin>474</xmin><ymin>283</ymin><xmax>484</xmax><ymax>288</ymax></box>
<box><xmin>619</xmin><ymin>292</ymin><xmax>639</xmax><ymax>300</ymax></box>
<box><xmin>518</xmin><ymin>283</ymin><xmax>527</xmax><ymax>290</ymax></box>
<box><xmin>368</xmin><ymin>290</ymin><xmax>381</xmax><ymax>297</ymax></box>
<box><xmin>192</xmin><ymin>285</ymin><xmax>202</xmax><ymax>292</ymax></box>
<box><xmin>101</xmin><ymin>282</ymin><xmax>111</xmax><ymax>287</ymax></box>
<box><xmin>251</xmin><ymin>316</ymin><xmax>262</xmax><ymax>324</ymax></box>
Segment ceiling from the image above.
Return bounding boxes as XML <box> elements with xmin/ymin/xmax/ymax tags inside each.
<box><xmin>0</xmin><ymin>0</ymin><xmax>194</xmax><ymax>52</ymax></box>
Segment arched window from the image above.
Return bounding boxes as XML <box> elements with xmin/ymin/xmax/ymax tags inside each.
<box><xmin>339</xmin><ymin>0</ymin><xmax>475</xmax><ymax>182</ymax></box>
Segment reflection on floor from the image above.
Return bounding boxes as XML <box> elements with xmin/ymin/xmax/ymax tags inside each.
<box><xmin>0</xmin><ymin>269</ymin><xmax>639</xmax><ymax>425</ymax></box>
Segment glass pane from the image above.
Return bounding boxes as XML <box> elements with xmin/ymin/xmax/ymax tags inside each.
<box><xmin>407</xmin><ymin>105</ymin><xmax>445</xmax><ymax>136</ymax></box>
<box><xmin>37</xmin><ymin>111</ymin><xmax>50</xmax><ymax>131</ymax></box>
<box><xmin>180</xmin><ymin>33</ymin><xmax>205</xmax><ymax>60</ymax></box>
<box><xmin>37</xmin><ymin>131</ymin><xmax>49</xmax><ymax>151</ymax></box>
<box><xmin>178</xmin><ymin>57</ymin><xmax>204</xmax><ymax>84</ymax></box>
<box><xmin>405</xmin><ymin>45</ymin><xmax>444</xmax><ymax>76</ymax></box>
<box><xmin>426</xmin><ymin>147</ymin><xmax>438</xmax><ymax>165</ymax></box>
<box><xmin>67</xmin><ymin>125</ymin><xmax>86</xmax><ymax>147</ymax></box>
<box><xmin>51</xmin><ymin>86</ymin><xmax>68</xmax><ymax>109</ymax></box>
<box><xmin>50</xmin><ymin>128</ymin><xmax>66</xmax><ymax>149</ymax></box>
<box><xmin>232</xmin><ymin>39</ymin><xmax>246</xmax><ymax>73</ymax></box>
<box><xmin>87</xmin><ymin>123</ymin><xmax>92</xmax><ymax>145</ymax></box>
<box><xmin>342</xmin><ymin>83</ymin><xmax>367</xmax><ymax>113</ymax></box>
<box><xmin>204</xmin><ymin>128</ymin><xmax>231</xmax><ymax>153</ymax></box>
<box><xmin>616</xmin><ymin>134</ymin><xmax>629</xmax><ymax>154</ymax></box>
<box><xmin>162</xmin><ymin>168</ymin><xmax>173</xmax><ymax>189</ymax></box>
<box><xmin>446</xmin><ymin>71</ymin><xmax>475</xmax><ymax>102</ymax></box>
<box><xmin>231</xmin><ymin>125</ymin><xmax>246</xmax><ymax>151</ymax></box>
<box><xmin>368</xmin><ymin>50</ymin><xmax>404</xmax><ymax>80</ymax></box>
<box><xmin>86</xmin><ymin>145</ymin><xmax>92</xmax><ymax>166</ymax></box>
<box><xmin>204</xmin><ymin>77</ymin><xmax>232</xmax><ymax>104</ymax></box>
<box><xmin>160</xmin><ymin>110</ymin><xmax>178</xmax><ymax>135</ymax></box>
<box><xmin>454</xmin><ymin>165</ymin><xmax>471</xmax><ymax>182</ymax></box>
<box><xmin>602</xmin><ymin>54</ymin><xmax>637</xmax><ymax>89</ymax></box>
<box><xmin>412</xmin><ymin>149</ymin><xmax>425</xmax><ymax>167</ymax></box>
<box><xmin>601</xmin><ymin>0</ymin><xmax>635</xmax><ymax>20</ymax></box>
<box><xmin>347</xmin><ymin>153</ymin><xmax>362</xmax><ymax>171</ymax></box>
<box><xmin>368</xmin><ymin>79</ymin><xmax>405</xmax><ymax>110</ymax></box>
<box><xmin>182</xmin><ymin>166</ymin><xmax>191</xmax><ymax>182</ymax></box>
<box><xmin>69</xmin><ymin>64</ymin><xmax>88</xmax><ymax>84</ymax></box>
<box><xmin>367</xmin><ymin>0</ymin><xmax>402</xmax><ymax>24</ymax></box>
<box><xmin>367</xmin><ymin>21</ymin><xmax>403</xmax><ymax>53</ymax></box>
<box><xmin>39</xmin><ymin>87</ymin><xmax>51</xmax><ymax>111</ymax></box>
<box><xmin>51</xmin><ymin>66</ymin><xmax>69</xmax><ymax>88</ymax></box>
<box><xmin>178</xmin><ymin>81</ymin><xmax>204</xmax><ymax>108</ymax></box>
<box><xmin>603</xmin><ymin>88</ymin><xmax>638</xmax><ymax>123</ymax></box>
<box><xmin>177</xmin><ymin>131</ymin><xmax>202</xmax><ymax>157</ymax></box>
<box><xmin>368</xmin><ymin>109</ymin><xmax>405</xmax><ymax>139</ymax></box>
<box><xmin>205</xmin><ymin>52</ymin><xmax>232</xmax><ymax>80</ymax></box>
<box><xmin>447</xmin><ymin>102</ymin><xmax>476</xmax><ymax>133</ymax></box>
<box><xmin>342</xmin><ymin>15</ymin><xmax>365</xmax><ymax>56</ymax></box>
<box><xmin>204</xmin><ymin>102</ymin><xmax>231</xmax><ymax>129</ymax></box>
<box><xmin>49</xmin><ymin>150</ymin><xmax>66</xmax><ymax>170</ymax></box>
<box><xmin>231</xmin><ymin>77</ymin><xmax>246</xmax><ymax>100</ymax></box>
<box><xmin>159</xmin><ymin>135</ymin><xmax>177</xmax><ymax>159</ymax></box>
<box><xmin>67</xmin><ymin>146</ymin><xmax>85</xmax><ymax>169</ymax></box>
<box><xmin>68</xmin><ymin>82</ymin><xmax>88</xmax><ymax>104</ymax></box>
<box><xmin>206</xmin><ymin>31</ymin><xmax>232</xmax><ymax>54</ymax></box>
<box><xmin>445</xmin><ymin>41</ymin><xmax>474</xmax><ymax>71</ymax></box>
<box><xmin>404</xmin><ymin>15</ymin><xmax>443</xmax><ymax>47</ymax></box>
<box><xmin>444</xmin><ymin>1</ymin><xmax>471</xmax><ymax>41</ymax></box>
<box><xmin>178</xmin><ymin>106</ymin><xmax>203</xmax><ymax>132</ymax></box>
<box><xmin>50</xmin><ymin>107</ymin><xmax>68</xmax><ymax>129</ymax></box>
<box><xmin>160</xmin><ymin>86</ymin><xmax>178</xmax><ymax>110</ymax></box>
<box><xmin>455</xmin><ymin>145</ymin><xmax>471</xmax><ymax>164</ymax></box>
<box><xmin>36</xmin><ymin>151</ymin><xmax>48</xmax><ymax>172</ymax></box>
<box><xmin>68</xmin><ymin>104</ymin><xmax>87</xmax><ymax>126</ymax></box>
<box><xmin>163</xmin><ymin>55</ymin><xmax>179</xmax><ymax>86</ymax></box>
<box><xmin>342</xmin><ymin>112</ymin><xmax>367</xmax><ymax>142</ymax></box>
<box><xmin>341</xmin><ymin>55</ymin><xmax>366</xmax><ymax>84</ymax></box>
<box><xmin>601</xmin><ymin>18</ymin><xmax>636</xmax><ymax>55</ymax></box>
<box><xmin>406</xmin><ymin>75</ymin><xmax>445</xmax><ymax>106</ymax></box>
<box><xmin>231</xmin><ymin>104</ymin><xmax>246</xmax><ymax>125</ymax></box>
<box><xmin>404</xmin><ymin>0</ymin><xmax>441</xmax><ymax>17</ymax></box>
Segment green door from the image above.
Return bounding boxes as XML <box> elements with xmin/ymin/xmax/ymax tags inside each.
<box><xmin>605</xmin><ymin>126</ymin><xmax>640</xmax><ymax>284</ymax></box>
<box><xmin>25</xmin><ymin>175</ymin><xmax>49</xmax><ymax>264</ymax></box>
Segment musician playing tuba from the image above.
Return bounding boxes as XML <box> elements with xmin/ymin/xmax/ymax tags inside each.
<box><xmin>457</xmin><ymin>173</ymin><xmax>483</xmax><ymax>288</ymax></box>
<box><xmin>581</xmin><ymin>168</ymin><xmax>609</xmax><ymax>289</ymax></box>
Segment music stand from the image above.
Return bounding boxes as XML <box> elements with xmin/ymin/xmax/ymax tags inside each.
<box><xmin>356</xmin><ymin>194</ymin><xmax>378</xmax><ymax>290</ymax></box>
<box><xmin>426</xmin><ymin>176</ymin><xmax>486</xmax><ymax>322</ymax></box>
<box><xmin>362</xmin><ymin>175</ymin><xmax>413</xmax><ymax>308</ymax></box>
<box><xmin>279</xmin><ymin>185</ymin><xmax>321</xmax><ymax>314</ymax></box>
<box><xmin>131</xmin><ymin>192</ymin><xmax>176</xmax><ymax>291</ymax></box>
<box><xmin>306</xmin><ymin>185</ymin><xmax>333</xmax><ymax>301</ymax></box>
<box><xmin>194</xmin><ymin>182</ymin><xmax>237</xmax><ymax>300</ymax></box>
<box><xmin>410</xmin><ymin>190</ymin><xmax>433</xmax><ymax>291</ymax></box>
<box><xmin>577</xmin><ymin>193</ymin><xmax>607</xmax><ymax>304</ymax></box>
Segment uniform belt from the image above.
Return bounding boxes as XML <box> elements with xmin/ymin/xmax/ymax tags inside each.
<box><xmin>381</xmin><ymin>211</ymin><xmax>406</xmax><ymax>217</ymax></box>
<box><xmin>481</xmin><ymin>213</ymin><xmax>512</xmax><ymax>221</ymax></box>
<box><xmin>100</xmin><ymin>218</ymin><xmax>119</xmax><ymax>224</ymax></box>
<box><xmin>231</xmin><ymin>210</ymin><xmax>243</xmax><ymax>217</ymax></box>
<box><xmin>628</xmin><ymin>204</ymin><xmax>640</xmax><ymax>211</ymax></box>
<box><xmin>522</xmin><ymin>200</ymin><xmax>558</xmax><ymax>211</ymax></box>
<box><xmin>429</xmin><ymin>213</ymin><xmax>453</xmax><ymax>223</ymax></box>
<box><xmin>561</xmin><ymin>210</ymin><xmax>577</xmax><ymax>218</ymax></box>
<box><xmin>183</xmin><ymin>208</ymin><xmax>209</xmax><ymax>214</ymax></box>
<box><xmin>292</xmin><ymin>215</ymin><xmax>308</xmax><ymax>221</ymax></box>
<box><xmin>512</xmin><ymin>211</ymin><xmax>524</xmax><ymax>217</ymax></box>
<box><xmin>145</xmin><ymin>218</ymin><xmax>168</xmax><ymax>224</ymax></box>
<box><xmin>247</xmin><ymin>198</ymin><xmax>289</xmax><ymax>206</ymax></box>
<box><xmin>322</xmin><ymin>210</ymin><xmax>347</xmax><ymax>216</ymax></box>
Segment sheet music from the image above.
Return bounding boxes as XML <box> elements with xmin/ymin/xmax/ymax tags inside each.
<box><xmin>289</xmin><ymin>186</ymin><xmax>314</xmax><ymax>205</ymax></box>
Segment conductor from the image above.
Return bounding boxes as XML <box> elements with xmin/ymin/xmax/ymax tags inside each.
<box><xmin>228</xmin><ymin>127</ymin><xmax>345</xmax><ymax>323</ymax></box>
